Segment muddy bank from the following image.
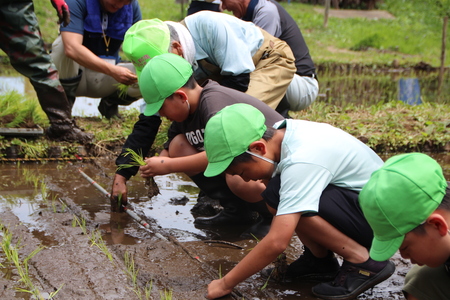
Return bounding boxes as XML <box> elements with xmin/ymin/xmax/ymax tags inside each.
<box><xmin>0</xmin><ymin>158</ymin><xmax>415</xmax><ymax>299</ymax></box>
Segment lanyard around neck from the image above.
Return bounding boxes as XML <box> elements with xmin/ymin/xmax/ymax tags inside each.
<box><xmin>101</xmin><ymin>13</ymin><xmax>111</xmax><ymax>53</ymax></box>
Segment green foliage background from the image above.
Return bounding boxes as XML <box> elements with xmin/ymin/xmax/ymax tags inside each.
<box><xmin>33</xmin><ymin>0</ymin><xmax>450</xmax><ymax>67</ymax></box>
<box><xmin>0</xmin><ymin>0</ymin><xmax>448</xmax><ymax>158</ymax></box>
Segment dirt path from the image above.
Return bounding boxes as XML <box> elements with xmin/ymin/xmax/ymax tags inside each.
<box><xmin>313</xmin><ymin>8</ymin><xmax>395</xmax><ymax>20</ymax></box>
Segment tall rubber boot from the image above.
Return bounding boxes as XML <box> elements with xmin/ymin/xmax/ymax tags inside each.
<box><xmin>32</xmin><ymin>81</ymin><xmax>93</xmax><ymax>144</ymax></box>
<box><xmin>59</xmin><ymin>70</ymin><xmax>83</xmax><ymax>110</ymax></box>
<box><xmin>98</xmin><ymin>89</ymin><xmax>140</xmax><ymax>119</ymax></box>
<box><xmin>190</xmin><ymin>173</ymin><xmax>255</xmax><ymax>226</ymax></box>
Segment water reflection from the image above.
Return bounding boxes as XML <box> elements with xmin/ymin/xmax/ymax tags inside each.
<box><xmin>0</xmin><ymin>76</ymin><xmax>25</xmax><ymax>94</ymax></box>
<box><xmin>0</xmin><ymin>75</ymin><xmax>145</xmax><ymax>117</ymax></box>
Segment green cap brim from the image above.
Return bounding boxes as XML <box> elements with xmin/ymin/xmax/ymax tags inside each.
<box><xmin>370</xmin><ymin>234</ymin><xmax>405</xmax><ymax>261</ymax></box>
<box><xmin>204</xmin><ymin>156</ymin><xmax>235</xmax><ymax>177</ymax></box>
<box><xmin>143</xmin><ymin>99</ymin><xmax>165</xmax><ymax>117</ymax></box>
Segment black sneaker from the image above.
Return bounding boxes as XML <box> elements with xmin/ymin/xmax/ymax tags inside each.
<box><xmin>240</xmin><ymin>215</ymin><xmax>272</xmax><ymax>239</ymax></box>
<box><xmin>260</xmin><ymin>247</ymin><xmax>340</xmax><ymax>283</ymax></box>
<box><xmin>311</xmin><ymin>258</ymin><xmax>395</xmax><ymax>300</ymax></box>
<box><xmin>194</xmin><ymin>209</ymin><xmax>255</xmax><ymax>226</ymax></box>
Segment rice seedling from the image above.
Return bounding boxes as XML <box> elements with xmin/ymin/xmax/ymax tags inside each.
<box><xmin>58</xmin><ymin>198</ymin><xmax>67</xmax><ymax>213</ymax></box>
<box><xmin>144</xmin><ymin>281</ymin><xmax>153</xmax><ymax>300</ymax></box>
<box><xmin>123</xmin><ymin>250</ymin><xmax>155</xmax><ymax>300</ymax></box>
<box><xmin>48</xmin><ymin>194</ymin><xmax>63</xmax><ymax>213</ymax></box>
<box><xmin>124</xmin><ymin>250</ymin><xmax>139</xmax><ymax>287</ymax></box>
<box><xmin>116</xmin><ymin>83</ymin><xmax>129</xmax><ymax>99</ymax></box>
<box><xmin>117</xmin><ymin>148</ymin><xmax>160</xmax><ymax>199</ymax></box>
<box><xmin>72</xmin><ymin>215</ymin><xmax>87</xmax><ymax>235</ymax></box>
<box><xmin>0</xmin><ymin>223</ymin><xmax>61</xmax><ymax>299</ymax></box>
<box><xmin>89</xmin><ymin>230</ymin><xmax>114</xmax><ymax>263</ymax></box>
<box><xmin>116</xmin><ymin>148</ymin><xmax>146</xmax><ymax>170</ymax></box>
<box><xmin>218</xmin><ymin>264</ymin><xmax>222</xmax><ymax>279</ymax></box>
<box><xmin>160</xmin><ymin>289</ymin><xmax>173</xmax><ymax>300</ymax></box>
<box><xmin>40</xmin><ymin>180</ymin><xmax>48</xmax><ymax>205</ymax></box>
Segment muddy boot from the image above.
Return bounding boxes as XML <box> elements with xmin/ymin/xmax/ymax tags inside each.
<box><xmin>46</xmin><ymin>119</ymin><xmax>93</xmax><ymax>143</ymax></box>
<box><xmin>98</xmin><ymin>90</ymin><xmax>139</xmax><ymax>119</ymax></box>
<box><xmin>190</xmin><ymin>173</ymin><xmax>255</xmax><ymax>226</ymax></box>
<box><xmin>32</xmin><ymin>80</ymin><xmax>93</xmax><ymax>144</ymax></box>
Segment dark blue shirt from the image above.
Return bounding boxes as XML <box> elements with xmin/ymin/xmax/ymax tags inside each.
<box><xmin>60</xmin><ymin>0</ymin><xmax>141</xmax><ymax>60</ymax></box>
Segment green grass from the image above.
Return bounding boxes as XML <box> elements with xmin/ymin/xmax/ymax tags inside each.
<box><xmin>21</xmin><ymin>0</ymin><xmax>450</xmax><ymax>67</ymax></box>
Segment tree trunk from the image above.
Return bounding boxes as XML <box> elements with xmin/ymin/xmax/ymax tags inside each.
<box><xmin>324</xmin><ymin>0</ymin><xmax>331</xmax><ymax>28</ymax></box>
<box><xmin>438</xmin><ymin>15</ymin><xmax>448</xmax><ymax>96</ymax></box>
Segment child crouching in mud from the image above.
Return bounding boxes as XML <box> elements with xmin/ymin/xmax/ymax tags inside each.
<box><xmin>203</xmin><ymin>103</ymin><xmax>395</xmax><ymax>300</ymax></box>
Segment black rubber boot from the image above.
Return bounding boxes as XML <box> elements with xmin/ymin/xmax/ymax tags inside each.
<box><xmin>60</xmin><ymin>70</ymin><xmax>82</xmax><ymax>109</ymax></box>
<box><xmin>190</xmin><ymin>173</ymin><xmax>255</xmax><ymax>226</ymax></box>
<box><xmin>32</xmin><ymin>79</ymin><xmax>93</xmax><ymax>144</ymax></box>
<box><xmin>98</xmin><ymin>90</ymin><xmax>139</xmax><ymax>119</ymax></box>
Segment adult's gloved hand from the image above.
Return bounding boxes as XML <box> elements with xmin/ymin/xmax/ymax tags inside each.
<box><xmin>50</xmin><ymin>0</ymin><xmax>70</xmax><ymax>27</ymax></box>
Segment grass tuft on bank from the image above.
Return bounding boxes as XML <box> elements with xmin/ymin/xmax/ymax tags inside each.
<box><xmin>0</xmin><ymin>92</ymin><xmax>448</xmax><ymax>159</ymax></box>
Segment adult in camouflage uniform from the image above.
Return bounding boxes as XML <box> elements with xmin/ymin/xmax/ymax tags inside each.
<box><xmin>0</xmin><ymin>0</ymin><xmax>92</xmax><ymax>143</ymax></box>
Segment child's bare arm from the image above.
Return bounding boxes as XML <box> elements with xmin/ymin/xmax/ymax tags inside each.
<box><xmin>206</xmin><ymin>213</ymin><xmax>301</xmax><ymax>299</ymax></box>
<box><xmin>140</xmin><ymin>152</ymin><xmax>208</xmax><ymax>177</ymax></box>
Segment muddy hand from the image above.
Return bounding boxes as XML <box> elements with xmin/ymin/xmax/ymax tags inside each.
<box><xmin>111</xmin><ymin>174</ymin><xmax>128</xmax><ymax>212</ymax></box>
<box><xmin>206</xmin><ymin>279</ymin><xmax>233</xmax><ymax>299</ymax></box>
<box><xmin>110</xmin><ymin>194</ymin><xmax>127</xmax><ymax>213</ymax></box>
<box><xmin>50</xmin><ymin>0</ymin><xmax>70</xmax><ymax>26</ymax></box>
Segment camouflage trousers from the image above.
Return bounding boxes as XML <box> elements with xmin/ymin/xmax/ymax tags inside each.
<box><xmin>0</xmin><ymin>1</ymin><xmax>73</xmax><ymax>125</ymax></box>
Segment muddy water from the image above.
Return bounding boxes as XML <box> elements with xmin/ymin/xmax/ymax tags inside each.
<box><xmin>0</xmin><ymin>154</ymin><xmax>449</xmax><ymax>299</ymax></box>
<box><xmin>0</xmin><ymin>75</ymin><xmax>145</xmax><ymax>117</ymax></box>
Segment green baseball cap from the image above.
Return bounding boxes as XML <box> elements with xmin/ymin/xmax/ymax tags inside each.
<box><xmin>122</xmin><ymin>19</ymin><xmax>170</xmax><ymax>78</ymax></box>
<box><xmin>204</xmin><ymin>104</ymin><xmax>267</xmax><ymax>177</ymax></box>
<box><xmin>139</xmin><ymin>53</ymin><xmax>193</xmax><ymax>116</ymax></box>
<box><xmin>360</xmin><ymin>153</ymin><xmax>448</xmax><ymax>261</ymax></box>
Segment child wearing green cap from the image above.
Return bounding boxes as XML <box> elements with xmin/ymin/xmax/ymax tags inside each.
<box><xmin>203</xmin><ymin>103</ymin><xmax>395</xmax><ymax>300</ymax></box>
<box><xmin>111</xmin><ymin>12</ymin><xmax>297</xmax><ymax>214</ymax></box>
<box><xmin>135</xmin><ymin>53</ymin><xmax>285</xmax><ymax>236</ymax></box>
<box><xmin>359</xmin><ymin>153</ymin><xmax>449</xmax><ymax>300</ymax></box>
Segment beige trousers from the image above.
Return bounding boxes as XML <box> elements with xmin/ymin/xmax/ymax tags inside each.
<box><xmin>51</xmin><ymin>35</ymin><xmax>141</xmax><ymax>99</ymax></box>
<box><xmin>248</xmin><ymin>28</ymin><xmax>296</xmax><ymax>109</ymax></box>
<box><xmin>197</xmin><ymin>28</ymin><xmax>296</xmax><ymax>109</ymax></box>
